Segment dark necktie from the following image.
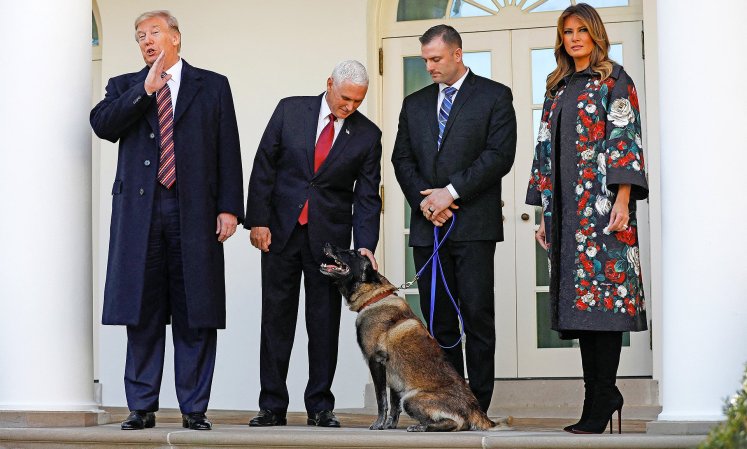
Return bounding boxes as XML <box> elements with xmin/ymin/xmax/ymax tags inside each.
<box><xmin>298</xmin><ymin>113</ymin><xmax>337</xmax><ymax>225</ymax></box>
<box><xmin>438</xmin><ymin>86</ymin><xmax>457</xmax><ymax>149</ymax></box>
<box><xmin>156</xmin><ymin>84</ymin><xmax>176</xmax><ymax>188</ymax></box>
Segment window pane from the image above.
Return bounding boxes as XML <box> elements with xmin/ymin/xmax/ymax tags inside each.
<box><xmin>536</xmin><ymin>241</ymin><xmax>550</xmax><ymax>287</ymax></box>
<box><xmin>450</xmin><ymin>0</ymin><xmax>494</xmax><ymax>17</ymax></box>
<box><xmin>609</xmin><ymin>43</ymin><xmax>623</xmax><ymax>65</ymax></box>
<box><xmin>536</xmin><ymin>292</ymin><xmax>575</xmax><ymax>348</ymax></box>
<box><xmin>405</xmin><ymin>234</ymin><xmax>418</xmax><ymax>288</ymax></box>
<box><xmin>405</xmin><ymin>294</ymin><xmax>425</xmax><ymax>322</ymax></box>
<box><xmin>527</xmin><ymin>0</ymin><xmax>571</xmax><ymax>12</ymax></box>
<box><xmin>397</xmin><ymin>0</ymin><xmax>448</xmax><ymax>21</ymax></box>
<box><xmin>463</xmin><ymin>51</ymin><xmax>491</xmax><ymax>79</ymax></box>
<box><xmin>403</xmin><ymin>56</ymin><xmax>432</xmax><ymax>97</ymax></box>
<box><xmin>531</xmin><ymin>48</ymin><xmax>555</xmax><ymax>104</ymax></box>
<box><xmin>92</xmin><ymin>12</ymin><xmax>99</xmax><ymax>46</ymax></box>
<box><xmin>584</xmin><ymin>0</ymin><xmax>629</xmax><ymax>8</ymax></box>
<box><xmin>404</xmin><ymin>199</ymin><xmax>411</xmax><ymax>229</ymax></box>
<box><xmin>533</xmin><ymin>108</ymin><xmax>543</xmax><ymax>145</ymax></box>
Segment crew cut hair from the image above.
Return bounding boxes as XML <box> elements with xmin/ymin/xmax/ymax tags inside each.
<box><xmin>134</xmin><ymin>10</ymin><xmax>181</xmax><ymax>52</ymax></box>
<box><xmin>331</xmin><ymin>60</ymin><xmax>369</xmax><ymax>87</ymax></box>
<box><xmin>419</xmin><ymin>24</ymin><xmax>462</xmax><ymax>49</ymax></box>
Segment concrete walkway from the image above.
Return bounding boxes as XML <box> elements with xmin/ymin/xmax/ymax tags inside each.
<box><xmin>0</xmin><ymin>422</ymin><xmax>706</xmax><ymax>449</ymax></box>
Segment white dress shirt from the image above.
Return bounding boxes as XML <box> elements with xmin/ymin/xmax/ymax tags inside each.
<box><xmin>436</xmin><ymin>68</ymin><xmax>470</xmax><ymax>200</ymax></box>
<box><xmin>436</xmin><ymin>67</ymin><xmax>470</xmax><ymax>118</ymax></box>
<box><xmin>317</xmin><ymin>93</ymin><xmax>344</xmax><ymax>145</ymax></box>
<box><xmin>161</xmin><ymin>58</ymin><xmax>183</xmax><ymax>112</ymax></box>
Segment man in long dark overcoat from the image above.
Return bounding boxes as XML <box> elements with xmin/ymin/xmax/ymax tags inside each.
<box><xmin>90</xmin><ymin>10</ymin><xmax>243</xmax><ymax>431</ymax></box>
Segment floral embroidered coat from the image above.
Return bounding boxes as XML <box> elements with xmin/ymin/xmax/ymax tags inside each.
<box><xmin>526</xmin><ymin>64</ymin><xmax>648</xmax><ymax>333</ymax></box>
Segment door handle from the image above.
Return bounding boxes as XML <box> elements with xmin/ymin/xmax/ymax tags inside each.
<box><xmin>521</xmin><ymin>213</ymin><xmax>530</xmax><ymax>221</ymax></box>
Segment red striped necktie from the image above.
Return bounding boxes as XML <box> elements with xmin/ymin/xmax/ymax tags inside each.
<box><xmin>298</xmin><ymin>113</ymin><xmax>337</xmax><ymax>225</ymax></box>
<box><xmin>156</xmin><ymin>84</ymin><xmax>176</xmax><ymax>189</ymax></box>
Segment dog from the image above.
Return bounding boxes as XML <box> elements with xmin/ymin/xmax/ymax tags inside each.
<box><xmin>320</xmin><ymin>243</ymin><xmax>503</xmax><ymax>432</ymax></box>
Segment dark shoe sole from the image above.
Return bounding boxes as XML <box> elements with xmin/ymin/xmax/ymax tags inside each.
<box><xmin>249</xmin><ymin>420</ymin><xmax>287</xmax><ymax>427</ymax></box>
<box><xmin>307</xmin><ymin>418</ymin><xmax>341</xmax><ymax>427</ymax></box>
<box><xmin>121</xmin><ymin>422</ymin><xmax>155</xmax><ymax>430</ymax></box>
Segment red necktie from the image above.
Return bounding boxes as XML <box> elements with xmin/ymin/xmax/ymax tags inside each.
<box><xmin>156</xmin><ymin>84</ymin><xmax>176</xmax><ymax>188</ymax></box>
<box><xmin>298</xmin><ymin>113</ymin><xmax>337</xmax><ymax>225</ymax></box>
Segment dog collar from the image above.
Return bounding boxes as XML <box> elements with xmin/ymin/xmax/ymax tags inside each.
<box><xmin>358</xmin><ymin>288</ymin><xmax>397</xmax><ymax>311</ymax></box>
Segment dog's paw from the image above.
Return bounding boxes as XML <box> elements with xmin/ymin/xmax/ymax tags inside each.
<box><xmin>369</xmin><ymin>420</ymin><xmax>386</xmax><ymax>430</ymax></box>
<box><xmin>406</xmin><ymin>424</ymin><xmax>427</xmax><ymax>432</ymax></box>
<box><xmin>384</xmin><ymin>416</ymin><xmax>399</xmax><ymax>429</ymax></box>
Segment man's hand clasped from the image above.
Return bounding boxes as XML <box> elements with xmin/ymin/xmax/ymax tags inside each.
<box><xmin>419</xmin><ymin>188</ymin><xmax>459</xmax><ymax>227</ymax></box>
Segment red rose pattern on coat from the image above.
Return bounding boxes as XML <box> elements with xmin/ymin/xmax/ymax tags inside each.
<box><xmin>527</xmin><ymin>67</ymin><xmax>648</xmax><ymax>325</ymax></box>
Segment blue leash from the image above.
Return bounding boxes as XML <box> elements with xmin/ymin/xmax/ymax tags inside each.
<box><xmin>400</xmin><ymin>213</ymin><xmax>465</xmax><ymax>349</ymax></box>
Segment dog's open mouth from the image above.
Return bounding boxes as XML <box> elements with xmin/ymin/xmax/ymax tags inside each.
<box><xmin>321</xmin><ymin>246</ymin><xmax>350</xmax><ymax>276</ymax></box>
<box><xmin>320</xmin><ymin>257</ymin><xmax>350</xmax><ymax>276</ymax></box>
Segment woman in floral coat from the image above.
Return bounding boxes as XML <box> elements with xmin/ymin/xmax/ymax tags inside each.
<box><xmin>526</xmin><ymin>4</ymin><xmax>648</xmax><ymax>434</ymax></box>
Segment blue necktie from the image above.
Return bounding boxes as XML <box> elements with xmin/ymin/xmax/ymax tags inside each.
<box><xmin>438</xmin><ymin>86</ymin><xmax>457</xmax><ymax>149</ymax></box>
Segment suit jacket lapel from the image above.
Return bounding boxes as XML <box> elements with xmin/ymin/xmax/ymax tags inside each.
<box><xmin>440</xmin><ymin>71</ymin><xmax>475</xmax><ymax>145</ymax></box>
<box><xmin>314</xmin><ymin>116</ymin><xmax>353</xmax><ymax>179</ymax></box>
<box><xmin>132</xmin><ymin>67</ymin><xmax>158</xmax><ymax>133</ymax></box>
<box><xmin>173</xmin><ymin>60</ymin><xmax>202</xmax><ymax>125</ymax></box>
<box><xmin>305</xmin><ymin>94</ymin><xmax>323</xmax><ymax>175</ymax></box>
<box><xmin>426</xmin><ymin>85</ymin><xmax>440</xmax><ymax>150</ymax></box>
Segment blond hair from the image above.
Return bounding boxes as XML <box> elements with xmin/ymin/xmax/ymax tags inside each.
<box><xmin>545</xmin><ymin>3</ymin><xmax>613</xmax><ymax>97</ymax></box>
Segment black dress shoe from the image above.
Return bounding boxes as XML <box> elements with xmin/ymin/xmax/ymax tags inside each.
<box><xmin>182</xmin><ymin>412</ymin><xmax>212</xmax><ymax>430</ymax></box>
<box><xmin>121</xmin><ymin>410</ymin><xmax>155</xmax><ymax>430</ymax></box>
<box><xmin>307</xmin><ymin>410</ymin><xmax>340</xmax><ymax>427</ymax></box>
<box><xmin>248</xmin><ymin>409</ymin><xmax>287</xmax><ymax>427</ymax></box>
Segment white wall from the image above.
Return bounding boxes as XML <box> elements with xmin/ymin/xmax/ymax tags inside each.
<box><xmin>95</xmin><ymin>0</ymin><xmax>373</xmax><ymax>412</ymax></box>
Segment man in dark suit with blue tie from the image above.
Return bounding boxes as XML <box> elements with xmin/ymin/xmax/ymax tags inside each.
<box><xmin>392</xmin><ymin>25</ymin><xmax>516</xmax><ymax>412</ymax></box>
<box><xmin>90</xmin><ymin>10</ymin><xmax>243</xmax><ymax>431</ymax></box>
<box><xmin>246</xmin><ymin>60</ymin><xmax>382</xmax><ymax>428</ymax></box>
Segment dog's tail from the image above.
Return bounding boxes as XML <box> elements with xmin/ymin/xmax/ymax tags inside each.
<box><xmin>470</xmin><ymin>411</ymin><xmax>513</xmax><ymax>431</ymax></box>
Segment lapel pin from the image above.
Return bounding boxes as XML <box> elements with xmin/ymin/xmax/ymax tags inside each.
<box><xmin>345</xmin><ymin>129</ymin><xmax>350</xmax><ymax>135</ymax></box>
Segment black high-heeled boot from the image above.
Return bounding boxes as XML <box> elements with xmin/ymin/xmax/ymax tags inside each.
<box><xmin>563</xmin><ymin>335</ymin><xmax>595</xmax><ymax>433</ymax></box>
<box><xmin>572</xmin><ymin>331</ymin><xmax>624</xmax><ymax>434</ymax></box>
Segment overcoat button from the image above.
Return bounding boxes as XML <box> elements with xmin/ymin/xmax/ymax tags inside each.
<box><xmin>139</xmin><ymin>188</ymin><xmax>144</xmax><ymax>196</ymax></box>
<box><xmin>144</xmin><ymin>160</ymin><xmax>151</xmax><ymax>166</ymax></box>
<box><xmin>149</xmin><ymin>133</ymin><xmax>155</xmax><ymax>139</ymax></box>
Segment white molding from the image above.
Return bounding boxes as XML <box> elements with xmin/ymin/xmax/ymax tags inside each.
<box><xmin>380</xmin><ymin>0</ymin><xmax>643</xmax><ymax>38</ymax></box>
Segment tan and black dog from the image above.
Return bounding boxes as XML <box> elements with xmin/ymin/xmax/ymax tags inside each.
<box><xmin>320</xmin><ymin>243</ymin><xmax>502</xmax><ymax>432</ymax></box>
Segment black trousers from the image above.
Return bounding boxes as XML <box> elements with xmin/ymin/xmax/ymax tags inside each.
<box><xmin>258</xmin><ymin>224</ymin><xmax>342</xmax><ymax>414</ymax></box>
<box><xmin>413</xmin><ymin>240</ymin><xmax>497</xmax><ymax>412</ymax></box>
<box><xmin>124</xmin><ymin>184</ymin><xmax>217</xmax><ymax>414</ymax></box>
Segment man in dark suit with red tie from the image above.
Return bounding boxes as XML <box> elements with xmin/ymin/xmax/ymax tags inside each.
<box><xmin>90</xmin><ymin>10</ymin><xmax>243</xmax><ymax>431</ymax></box>
<box><xmin>246</xmin><ymin>60</ymin><xmax>382</xmax><ymax>428</ymax></box>
<box><xmin>392</xmin><ymin>25</ymin><xmax>516</xmax><ymax>413</ymax></box>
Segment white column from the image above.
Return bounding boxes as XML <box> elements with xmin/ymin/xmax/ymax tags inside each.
<box><xmin>656</xmin><ymin>0</ymin><xmax>747</xmax><ymax>422</ymax></box>
<box><xmin>0</xmin><ymin>0</ymin><xmax>97</xmax><ymax>411</ymax></box>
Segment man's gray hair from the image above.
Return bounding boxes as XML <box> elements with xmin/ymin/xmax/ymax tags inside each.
<box><xmin>331</xmin><ymin>60</ymin><xmax>369</xmax><ymax>87</ymax></box>
<box><xmin>134</xmin><ymin>10</ymin><xmax>181</xmax><ymax>52</ymax></box>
